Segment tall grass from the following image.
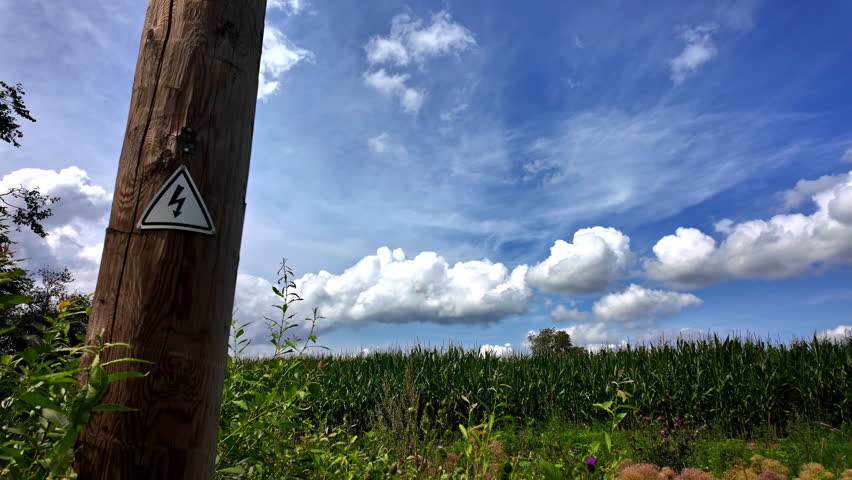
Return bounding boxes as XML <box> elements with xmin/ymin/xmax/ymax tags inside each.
<box><xmin>278</xmin><ymin>337</ymin><xmax>852</xmax><ymax>437</ymax></box>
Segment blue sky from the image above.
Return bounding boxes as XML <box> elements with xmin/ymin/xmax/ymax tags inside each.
<box><xmin>1</xmin><ymin>0</ymin><xmax>851</xmax><ymax>355</ymax></box>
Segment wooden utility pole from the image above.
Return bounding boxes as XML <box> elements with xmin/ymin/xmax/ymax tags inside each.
<box><xmin>75</xmin><ymin>1</ymin><xmax>266</xmax><ymax>478</ymax></box>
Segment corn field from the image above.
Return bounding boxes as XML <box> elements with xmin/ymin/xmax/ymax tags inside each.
<box><xmin>239</xmin><ymin>336</ymin><xmax>852</xmax><ymax>437</ymax></box>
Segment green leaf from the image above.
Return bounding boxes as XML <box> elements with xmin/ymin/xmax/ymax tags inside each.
<box><xmin>102</xmin><ymin>357</ymin><xmax>154</xmax><ymax>367</ymax></box>
<box><xmin>0</xmin><ymin>293</ymin><xmax>32</xmax><ymax>309</ymax></box>
<box><xmin>20</xmin><ymin>391</ymin><xmax>63</xmax><ymax>411</ymax></box>
<box><xmin>218</xmin><ymin>466</ymin><xmax>247</xmax><ymax>474</ymax></box>
<box><xmin>20</xmin><ymin>346</ymin><xmax>38</xmax><ymax>365</ymax></box>
<box><xmin>540</xmin><ymin>460</ymin><xmax>563</xmax><ymax>480</ymax></box>
<box><xmin>42</xmin><ymin>408</ymin><xmax>70</xmax><ymax>429</ymax></box>
<box><xmin>233</xmin><ymin>399</ymin><xmax>248</xmax><ymax>410</ymax></box>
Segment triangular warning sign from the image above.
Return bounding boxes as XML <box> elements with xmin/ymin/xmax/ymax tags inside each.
<box><xmin>139</xmin><ymin>165</ymin><xmax>215</xmax><ymax>235</ymax></box>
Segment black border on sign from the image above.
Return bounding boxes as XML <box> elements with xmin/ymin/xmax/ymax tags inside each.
<box><xmin>138</xmin><ymin>165</ymin><xmax>216</xmax><ymax>235</ymax></box>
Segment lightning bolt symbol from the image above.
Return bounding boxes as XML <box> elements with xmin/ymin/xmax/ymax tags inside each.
<box><xmin>168</xmin><ymin>185</ymin><xmax>186</xmax><ymax>217</ymax></box>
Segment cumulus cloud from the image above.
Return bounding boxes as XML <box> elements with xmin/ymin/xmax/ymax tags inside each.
<box><xmin>527</xmin><ymin>227</ymin><xmax>632</xmax><ymax>294</ymax></box>
<box><xmin>365</xmin><ymin>37</ymin><xmax>409</xmax><ymax>66</ymax></box>
<box><xmin>530</xmin><ymin>285</ymin><xmax>703</xmax><ymax>350</ymax></box>
<box><xmin>816</xmin><ymin>325</ymin><xmax>852</xmax><ymax>342</ymax></box>
<box><xmin>363</xmin><ymin>69</ymin><xmax>424</xmax><ymax>114</ymax></box>
<box><xmin>365</xmin><ymin>11</ymin><xmax>475</xmax><ymax>67</ymax></box>
<box><xmin>0</xmin><ymin>167</ymin><xmax>112</xmax><ymax>291</ymax></box>
<box><xmin>670</xmin><ymin>24</ymin><xmax>718</xmax><ymax>85</ymax></box>
<box><xmin>258</xmin><ymin>26</ymin><xmax>313</xmax><ymax>101</ymax></box>
<box><xmin>479</xmin><ymin>343</ymin><xmax>513</xmax><ymax>357</ymax></box>
<box><xmin>779</xmin><ymin>172</ymin><xmax>849</xmax><ymax>210</ymax></box>
<box><xmin>363</xmin><ymin>11</ymin><xmax>474</xmax><ymax>113</ymax></box>
<box><xmin>549</xmin><ymin>305</ymin><xmax>590</xmax><ymax>322</ymax></box>
<box><xmin>290</xmin><ymin>247</ymin><xmax>530</xmax><ymax>330</ymax></box>
<box><xmin>646</xmin><ymin>172</ymin><xmax>852</xmax><ymax>288</ymax></box>
<box><xmin>592</xmin><ymin>284</ymin><xmax>703</xmax><ymax>324</ymax></box>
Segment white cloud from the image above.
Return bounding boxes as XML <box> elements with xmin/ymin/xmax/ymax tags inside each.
<box><xmin>401</xmin><ymin>11</ymin><xmax>476</xmax><ymax>62</ymax></box>
<box><xmin>0</xmin><ymin>167</ymin><xmax>112</xmax><ymax>292</ymax></box>
<box><xmin>519</xmin><ymin>107</ymin><xmax>809</xmax><ymax>225</ymax></box>
<box><xmin>258</xmin><ymin>26</ymin><xmax>313</xmax><ymax>101</ymax></box>
<box><xmin>646</xmin><ymin>172</ymin><xmax>852</xmax><ymax>288</ymax></box>
<box><xmin>670</xmin><ymin>24</ymin><xmax>718</xmax><ymax>85</ymax></box>
<box><xmin>367</xmin><ymin>132</ymin><xmax>407</xmax><ymax>156</ymax></box>
<box><xmin>366</xmin><ymin>11</ymin><xmax>475</xmax><ymax>67</ymax></box>
<box><xmin>549</xmin><ymin>305</ymin><xmax>590</xmax><ymax>322</ymax></box>
<box><xmin>527</xmin><ymin>227</ymin><xmax>633</xmax><ymax>294</ymax></box>
<box><xmin>479</xmin><ymin>343</ymin><xmax>513</xmax><ymax>357</ymax></box>
<box><xmin>828</xmin><ymin>182</ymin><xmax>852</xmax><ymax>224</ymax></box>
<box><xmin>363</xmin><ymin>10</ymin><xmax>474</xmax><ymax>114</ymax></box>
<box><xmin>290</xmin><ymin>247</ymin><xmax>530</xmax><ymax>330</ymax></box>
<box><xmin>368</xmin><ymin>133</ymin><xmax>390</xmax><ymax>153</ymax></box>
<box><xmin>592</xmin><ymin>284</ymin><xmax>703</xmax><ymax>324</ymax></box>
<box><xmin>843</xmin><ymin>147</ymin><xmax>852</xmax><ymax>163</ymax></box>
<box><xmin>779</xmin><ymin>173</ymin><xmax>849</xmax><ymax>210</ymax></box>
<box><xmin>440</xmin><ymin>103</ymin><xmax>469</xmax><ymax>122</ymax></box>
<box><xmin>400</xmin><ymin>88</ymin><xmax>425</xmax><ymax>114</ymax></box>
<box><xmin>816</xmin><ymin>325</ymin><xmax>852</xmax><ymax>342</ymax></box>
<box><xmin>362</xmin><ymin>69</ymin><xmax>424</xmax><ymax>114</ymax></box>
<box><xmin>365</xmin><ymin>37</ymin><xmax>409</xmax><ymax>66</ymax></box>
<box><xmin>267</xmin><ymin>0</ymin><xmax>307</xmax><ymax>15</ymax></box>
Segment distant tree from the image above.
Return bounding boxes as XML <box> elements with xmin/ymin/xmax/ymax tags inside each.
<box><xmin>527</xmin><ymin>328</ymin><xmax>576</xmax><ymax>356</ymax></box>
<box><xmin>0</xmin><ymin>266</ymin><xmax>90</xmax><ymax>355</ymax></box>
<box><xmin>0</xmin><ymin>81</ymin><xmax>36</xmax><ymax>148</ymax></box>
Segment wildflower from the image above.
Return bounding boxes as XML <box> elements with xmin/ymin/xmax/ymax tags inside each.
<box><xmin>663</xmin><ymin>437</ymin><xmax>669</xmax><ymax>442</ymax></box>
<box><xmin>407</xmin><ymin>445</ymin><xmax>412</xmax><ymax>449</ymax></box>
<box><xmin>585</xmin><ymin>456</ymin><xmax>597</xmax><ymax>472</ymax></box>
<box><xmin>520</xmin><ymin>452</ymin><xmax>527</xmax><ymax>457</ymax></box>
<box><xmin>629</xmin><ymin>435</ymin><xmax>636</xmax><ymax>441</ymax></box>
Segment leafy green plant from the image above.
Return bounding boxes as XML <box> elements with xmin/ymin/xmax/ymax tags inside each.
<box><xmin>0</xmin><ymin>296</ymin><xmax>150</xmax><ymax>479</ymax></box>
<box><xmin>216</xmin><ymin>259</ymin><xmax>327</xmax><ymax>479</ymax></box>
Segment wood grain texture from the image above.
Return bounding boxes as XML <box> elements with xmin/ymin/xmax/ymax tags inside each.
<box><xmin>75</xmin><ymin>1</ymin><xmax>266</xmax><ymax>478</ymax></box>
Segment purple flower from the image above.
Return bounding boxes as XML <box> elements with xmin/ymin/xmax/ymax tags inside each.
<box><xmin>521</xmin><ymin>452</ymin><xmax>527</xmax><ymax>456</ymax></box>
<box><xmin>585</xmin><ymin>457</ymin><xmax>597</xmax><ymax>467</ymax></box>
<box><xmin>689</xmin><ymin>433</ymin><xmax>695</xmax><ymax>438</ymax></box>
<box><xmin>629</xmin><ymin>435</ymin><xmax>636</xmax><ymax>441</ymax></box>
<box><xmin>572</xmin><ymin>449</ymin><xmax>578</xmax><ymax>453</ymax></box>
<box><xmin>407</xmin><ymin>445</ymin><xmax>412</xmax><ymax>449</ymax></box>
<box><xmin>663</xmin><ymin>437</ymin><xmax>669</xmax><ymax>442</ymax></box>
